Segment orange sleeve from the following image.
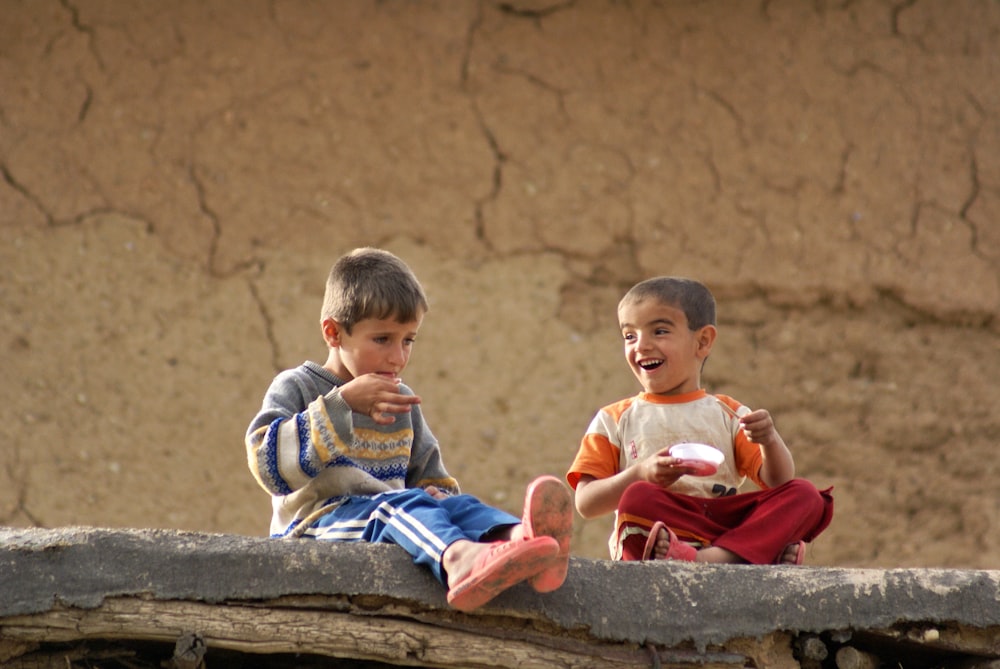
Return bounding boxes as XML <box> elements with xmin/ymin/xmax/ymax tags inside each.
<box><xmin>716</xmin><ymin>394</ymin><xmax>766</xmax><ymax>488</ymax></box>
<box><xmin>566</xmin><ymin>432</ymin><xmax>621</xmax><ymax>490</ymax></box>
<box><xmin>735</xmin><ymin>430</ymin><xmax>766</xmax><ymax>488</ymax></box>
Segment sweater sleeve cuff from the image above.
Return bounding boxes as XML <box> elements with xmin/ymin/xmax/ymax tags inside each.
<box><xmin>321</xmin><ymin>386</ymin><xmax>352</xmax><ymax>417</ymax></box>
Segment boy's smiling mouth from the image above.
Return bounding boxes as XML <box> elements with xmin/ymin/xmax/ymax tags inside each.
<box><xmin>637</xmin><ymin>358</ymin><xmax>664</xmax><ymax>371</ymax></box>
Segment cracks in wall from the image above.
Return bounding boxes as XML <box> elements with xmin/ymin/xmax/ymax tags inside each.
<box><xmin>3</xmin><ymin>155</ymin><xmax>156</xmax><ymax>235</ymax></box>
<box><xmin>698</xmin><ymin>85</ymin><xmax>750</xmax><ymax>149</ymax></box>
<box><xmin>960</xmin><ymin>146</ymin><xmax>985</xmax><ymax>261</ymax></box>
<box><xmin>187</xmin><ymin>165</ymin><xmax>221</xmax><ymax>275</ymax></box>
<box><xmin>186</xmin><ymin>162</ymin><xmax>248</xmax><ymax>281</ymax></box>
<box><xmin>727</xmin><ymin>281</ymin><xmax>994</xmax><ymax>340</ymax></box>
<box><xmin>470</xmin><ymin>108</ymin><xmax>504</xmax><ymax>252</ymax></box>
<box><xmin>460</xmin><ymin>6</ymin><xmax>503</xmax><ymax>252</ymax></box>
<box><xmin>873</xmin><ymin>284</ymin><xmax>995</xmax><ymax>329</ymax></box>
<box><xmin>832</xmin><ymin>143</ymin><xmax>853</xmax><ymax>198</ymax></box>
<box><xmin>496</xmin><ymin>1</ymin><xmax>576</xmax><ymax>22</ymax></box>
<box><xmin>188</xmin><ymin>158</ymin><xmax>267</xmax><ymax>281</ymax></box>
<box><xmin>247</xmin><ymin>279</ymin><xmax>282</xmax><ymax>375</ymax></box>
<box><xmin>459</xmin><ymin>1</ymin><xmax>586</xmax><ymax>256</ymax></box>
<box><xmin>0</xmin><ymin>446</ymin><xmax>42</xmax><ymax>528</ymax></box>
<box><xmin>494</xmin><ymin>59</ymin><xmax>570</xmax><ymax>118</ymax></box>
<box><xmin>49</xmin><ymin>0</ymin><xmax>99</xmax><ymax>124</ymax></box>
<box><xmin>960</xmin><ymin>92</ymin><xmax>988</xmax><ymax>261</ymax></box>
<box><xmin>58</xmin><ymin>0</ymin><xmax>104</xmax><ymax>71</ymax></box>
<box><xmin>3</xmin><ymin>125</ymin><xmax>117</xmax><ymax>227</ymax></box>
<box><xmin>1</xmin><ymin>163</ymin><xmax>53</xmax><ymax>225</ymax></box>
<box><xmin>76</xmin><ymin>85</ymin><xmax>93</xmax><ymax>125</ymax></box>
<box><xmin>890</xmin><ymin>0</ymin><xmax>920</xmax><ymax>38</ymax></box>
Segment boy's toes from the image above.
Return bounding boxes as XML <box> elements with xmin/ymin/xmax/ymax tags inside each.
<box><xmin>642</xmin><ymin>522</ymin><xmax>697</xmax><ymax>561</ymax></box>
<box><xmin>778</xmin><ymin>540</ymin><xmax>806</xmax><ymax>565</ymax></box>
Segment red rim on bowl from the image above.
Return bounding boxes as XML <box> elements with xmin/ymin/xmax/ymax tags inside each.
<box><xmin>669</xmin><ymin>443</ymin><xmax>724</xmax><ymax>477</ymax></box>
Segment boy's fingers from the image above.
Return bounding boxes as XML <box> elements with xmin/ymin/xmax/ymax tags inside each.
<box><xmin>369</xmin><ymin>405</ymin><xmax>404</xmax><ymax>424</ymax></box>
<box><xmin>371</xmin><ymin>399</ymin><xmax>419</xmax><ymax>416</ymax></box>
<box><xmin>380</xmin><ymin>392</ymin><xmax>421</xmax><ymax>404</ymax></box>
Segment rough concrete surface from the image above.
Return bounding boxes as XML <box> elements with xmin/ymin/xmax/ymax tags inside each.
<box><xmin>1</xmin><ymin>527</ymin><xmax>999</xmax><ymax>667</ymax></box>
<box><xmin>1</xmin><ymin>0</ymin><xmax>999</xmax><ymax>598</ymax></box>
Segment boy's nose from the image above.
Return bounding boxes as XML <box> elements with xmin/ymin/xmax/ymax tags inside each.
<box><xmin>388</xmin><ymin>345</ymin><xmax>407</xmax><ymax>366</ymax></box>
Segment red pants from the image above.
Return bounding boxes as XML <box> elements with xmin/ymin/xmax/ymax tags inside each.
<box><xmin>614</xmin><ymin>478</ymin><xmax>834</xmax><ymax>563</ymax></box>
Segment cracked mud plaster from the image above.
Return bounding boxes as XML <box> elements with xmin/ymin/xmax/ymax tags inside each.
<box><xmin>0</xmin><ymin>1</ymin><xmax>998</xmax><ymax>569</ymax></box>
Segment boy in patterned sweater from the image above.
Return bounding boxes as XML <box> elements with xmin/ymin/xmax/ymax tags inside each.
<box><xmin>567</xmin><ymin>276</ymin><xmax>833</xmax><ymax>564</ymax></box>
<box><xmin>247</xmin><ymin>247</ymin><xmax>572</xmax><ymax>611</ymax></box>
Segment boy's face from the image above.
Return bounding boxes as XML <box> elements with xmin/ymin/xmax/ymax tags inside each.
<box><xmin>323</xmin><ymin>313</ymin><xmax>423</xmax><ymax>381</ymax></box>
<box><xmin>618</xmin><ymin>298</ymin><xmax>715</xmax><ymax>395</ymax></box>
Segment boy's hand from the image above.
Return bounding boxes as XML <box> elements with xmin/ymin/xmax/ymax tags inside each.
<box><xmin>740</xmin><ymin>407</ymin><xmax>796</xmax><ymax>486</ymax></box>
<box><xmin>423</xmin><ymin>485</ymin><xmax>450</xmax><ymax>500</ymax></box>
<box><xmin>739</xmin><ymin>409</ymin><xmax>779</xmax><ymax>448</ymax></box>
<box><xmin>340</xmin><ymin>373</ymin><xmax>421</xmax><ymax>425</ymax></box>
<box><xmin>638</xmin><ymin>447</ymin><xmax>698</xmax><ymax>488</ymax></box>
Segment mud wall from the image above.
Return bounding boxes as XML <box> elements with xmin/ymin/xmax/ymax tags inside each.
<box><xmin>1</xmin><ymin>0</ymin><xmax>998</xmax><ymax>568</ymax></box>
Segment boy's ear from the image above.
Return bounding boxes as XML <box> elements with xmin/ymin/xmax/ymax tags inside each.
<box><xmin>695</xmin><ymin>324</ymin><xmax>717</xmax><ymax>359</ymax></box>
<box><xmin>321</xmin><ymin>318</ymin><xmax>342</xmax><ymax>348</ymax></box>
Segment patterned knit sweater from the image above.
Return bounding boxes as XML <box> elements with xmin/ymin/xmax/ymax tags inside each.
<box><xmin>246</xmin><ymin>361</ymin><xmax>460</xmax><ymax>537</ymax></box>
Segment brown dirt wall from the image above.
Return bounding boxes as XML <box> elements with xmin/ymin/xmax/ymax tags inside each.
<box><xmin>1</xmin><ymin>0</ymin><xmax>998</xmax><ymax>569</ymax></box>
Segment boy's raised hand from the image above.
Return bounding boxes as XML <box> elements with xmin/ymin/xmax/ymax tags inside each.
<box><xmin>340</xmin><ymin>373</ymin><xmax>421</xmax><ymax>425</ymax></box>
<box><xmin>739</xmin><ymin>408</ymin><xmax>779</xmax><ymax>447</ymax></box>
<box><xmin>740</xmin><ymin>407</ymin><xmax>796</xmax><ymax>486</ymax></box>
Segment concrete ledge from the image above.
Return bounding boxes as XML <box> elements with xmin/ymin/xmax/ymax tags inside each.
<box><xmin>1</xmin><ymin>527</ymin><xmax>999</xmax><ymax>667</ymax></box>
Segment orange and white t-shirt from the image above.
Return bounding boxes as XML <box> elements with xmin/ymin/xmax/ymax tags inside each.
<box><xmin>567</xmin><ymin>388</ymin><xmax>766</xmax><ymax>498</ymax></box>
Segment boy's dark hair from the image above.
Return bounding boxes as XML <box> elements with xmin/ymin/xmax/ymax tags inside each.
<box><xmin>618</xmin><ymin>276</ymin><xmax>716</xmax><ymax>330</ymax></box>
<box><xmin>321</xmin><ymin>247</ymin><xmax>429</xmax><ymax>333</ymax></box>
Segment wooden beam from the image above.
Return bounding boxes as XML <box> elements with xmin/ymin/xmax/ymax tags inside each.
<box><xmin>1</xmin><ymin>598</ymin><xmax>749</xmax><ymax>669</ymax></box>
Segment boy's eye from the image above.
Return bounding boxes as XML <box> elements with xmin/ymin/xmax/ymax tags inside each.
<box><xmin>623</xmin><ymin>332</ymin><xmax>636</xmax><ymax>342</ymax></box>
<box><xmin>373</xmin><ymin>336</ymin><xmax>389</xmax><ymax>344</ymax></box>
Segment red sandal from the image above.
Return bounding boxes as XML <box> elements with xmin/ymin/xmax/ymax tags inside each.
<box><xmin>446</xmin><ymin>536</ymin><xmax>560</xmax><ymax>612</ymax></box>
<box><xmin>519</xmin><ymin>475</ymin><xmax>573</xmax><ymax>592</ymax></box>
<box><xmin>642</xmin><ymin>521</ymin><xmax>697</xmax><ymax>561</ymax></box>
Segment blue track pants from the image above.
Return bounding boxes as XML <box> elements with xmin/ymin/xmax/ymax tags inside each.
<box><xmin>306</xmin><ymin>489</ymin><xmax>519</xmax><ymax>583</ymax></box>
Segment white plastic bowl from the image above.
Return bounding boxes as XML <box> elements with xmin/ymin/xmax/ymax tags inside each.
<box><xmin>669</xmin><ymin>442</ymin><xmax>724</xmax><ymax>476</ymax></box>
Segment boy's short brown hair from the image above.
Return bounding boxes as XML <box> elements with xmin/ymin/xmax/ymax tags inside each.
<box><xmin>321</xmin><ymin>247</ymin><xmax>429</xmax><ymax>333</ymax></box>
<box><xmin>619</xmin><ymin>276</ymin><xmax>716</xmax><ymax>330</ymax></box>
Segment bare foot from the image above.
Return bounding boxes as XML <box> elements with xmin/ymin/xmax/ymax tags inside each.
<box><xmin>694</xmin><ymin>545</ymin><xmax>743</xmax><ymax>564</ymax></box>
<box><xmin>693</xmin><ymin>544</ymin><xmax>802</xmax><ymax>565</ymax></box>
<box><xmin>442</xmin><ymin>539</ymin><xmax>488</xmax><ymax>587</ymax></box>
<box><xmin>778</xmin><ymin>541</ymin><xmax>805</xmax><ymax>565</ymax></box>
<box><xmin>647</xmin><ymin>526</ymin><xmax>672</xmax><ymax>560</ymax></box>
<box><xmin>647</xmin><ymin>529</ymin><xmax>804</xmax><ymax>565</ymax></box>
<box><xmin>644</xmin><ymin>525</ymin><xmax>702</xmax><ymax>562</ymax></box>
<box><xmin>646</xmin><ymin>526</ymin><xmax>742</xmax><ymax>563</ymax></box>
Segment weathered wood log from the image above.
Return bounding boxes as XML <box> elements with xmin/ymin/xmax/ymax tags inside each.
<box><xmin>0</xmin><ymin>598</ymin><xmax>750</xmax><ymax>668</ymax></box>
